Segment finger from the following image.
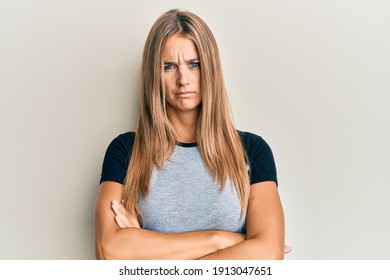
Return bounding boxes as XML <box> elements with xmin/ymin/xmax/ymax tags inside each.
<box><xmin>114</xmin><ymin>200</ymin><xmax>140</xmax><ymax>228</ymax></box>
<box><xmin>117</xmin><ymin>202</ymin><xmax>129</xmax><ymax>216</ymax></box>
<box><xmin>121</xmin><ymin>214</ymin><xmax>131</xmax><ymax>228</ymax></box>
<box><xmin>112</xmin><ymin>200</ymin><xmax>120</xmax><ymax>211</ymax></box>
<box><xmin>120</xmin><ymin>205</ymin><xmax>140</xmax><ymax>228</ymax></box>
<box><xmin>114</xmin><ymin>215</ymin><xmax>126</xmax><ymax>228</ymax></box>
<box><xmin>129</xmin><ymin>216</ymin><xmax>141</xmax><ymax>228</ymax></box>
<box><xmin>112</xmin><ymin>199</ymin><xmax>120</xmax><ymax>206</ymax></box>
<box><xmin>111</xmin><ymin>202</ymin><xmax>120</xmax><ymax>216</ymax></box>
<box><xmin>113</xmin><ymin>206</ymin><xmax>131</xmax><ymax>227</ymax></box>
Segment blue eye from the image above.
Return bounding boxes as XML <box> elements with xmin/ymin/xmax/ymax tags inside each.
<box><xmin>189</xmin><ymin>62</ymin><xmax>200</xmax><ymax>68</ymax></box>
<box><xmin>164</xmin><ymin>64</ymin><xmax>175</xmax><ymax>70</ymax></box>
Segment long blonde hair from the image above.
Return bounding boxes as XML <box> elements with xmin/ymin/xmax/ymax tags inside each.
<box><xmin>123</xmin><ymin>9</ymin><xmax>250</xmax><ymax>218</ymax></box>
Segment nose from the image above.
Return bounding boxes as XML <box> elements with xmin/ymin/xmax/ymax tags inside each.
<box><xmin>177</xmin><ymin>66</ymin><xmax>190</xmax><ymax>86</ymax></box>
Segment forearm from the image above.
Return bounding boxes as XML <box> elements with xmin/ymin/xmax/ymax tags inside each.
<box><xmin>199</xmin><ymin>182</ymin><xmax>286</xmax><ymax>260</ymax></box>
<box><xmin>95</xmin><ymin>182</ymin><xmax>247</xmax><ymax>260</ymax></box>
<box><xmin>98</xmin><ymin>228</ymin><xmax>244</xmax><ymax>260</ymax></box>
<box><xmin>198</xmin><ymin>237</ymin><xmax>284</xmax><ymax>260</ymax></box>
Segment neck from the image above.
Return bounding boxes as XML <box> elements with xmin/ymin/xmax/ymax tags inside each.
<box><xmin>167</xmin><ymin>109</ymin><xmax>199</xmax><ymax>143</ymax></box>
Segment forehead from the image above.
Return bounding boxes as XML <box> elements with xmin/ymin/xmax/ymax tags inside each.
<box><xmin>163</xmin><ymin>33</ymin><xmax>199</xmax><ymax>60</ymax></box>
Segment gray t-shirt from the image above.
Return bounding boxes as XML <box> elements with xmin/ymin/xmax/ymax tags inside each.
<box><xmin>139</xmin><ymin>144</ymin><xmax>245</xmax><ymax>233</ymax></box>
<box><xmin>100</xmin><ymin>131</ymin><xmax>278</xmax><ymax>233</ymax></box>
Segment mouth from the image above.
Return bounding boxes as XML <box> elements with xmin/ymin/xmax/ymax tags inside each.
<box><xmin>176</xmin><ymin>91</ymin><xmax>194</xmax><ymax>97</ymax></box>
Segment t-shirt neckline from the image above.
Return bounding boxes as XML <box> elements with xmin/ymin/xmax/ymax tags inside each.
<box><xmin>176</xmin><ymin>142</ymin><xmax>198</xmax><ymax>147</ymax></box>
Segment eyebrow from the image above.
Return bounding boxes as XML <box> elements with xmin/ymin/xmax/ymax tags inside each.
<box><xmin>163</xmin><ymin>58</ymin><xmax>200</xmax><ymax>64</ymax></box>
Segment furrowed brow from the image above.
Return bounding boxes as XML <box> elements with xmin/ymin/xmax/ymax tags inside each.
<box><xmin>186</xmin><ymin>58</ymin><xmax>200</xmax><ymax>63</ymax></box>
<box><xmin>163</xmin><ymin>58</ymin><xmax>199</xmax><ymax>64</ymax></box>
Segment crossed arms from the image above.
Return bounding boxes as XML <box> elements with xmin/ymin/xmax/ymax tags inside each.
<box><xmin>94</xmin><ymin>181</ymin><xmax>285</xmax><ymax>260</ymax></box>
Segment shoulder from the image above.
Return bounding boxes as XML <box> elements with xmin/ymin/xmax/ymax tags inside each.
<box><xmin>237</xmin><ymin>130</ymin><xmax>270</xmax><ymax>154</ymax></box>
<box><xmin>107</xmin><ymin>131</ymin><xmax>135</xmax><ymax>155</ymax></box>
<box><xmin>103</xmin><ymin>131</ymin><xmax>137</xmax><ymax>165</ymax></box>
<box><xmin>237</xmin><ymin>130</ymin><xmax>278</xmax><ymax>186</ymax></box>
<box><xmin>99</xmin><ymin>132</ymin><xmax>135</xmax><ymax>185</ymax></box>
<box><xmin>111</xmin><ymin>131</ymin><xmax>135</xmax><ymax>145</ymax></box>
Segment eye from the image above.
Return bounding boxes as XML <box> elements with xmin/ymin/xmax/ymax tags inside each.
<box><xmin>189</xmin><ymin>62</ymin><xmax>200</xmax><ymax>68</ymax></box>
<box><xmin>164</xmin><ymin>64</ymin><xmax>175</xmax><ymax>71</ymax></box>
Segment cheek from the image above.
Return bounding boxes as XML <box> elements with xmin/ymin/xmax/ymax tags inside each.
<box><xmin>163</xmin><ymin>75</ymin><xmax>174</xmax><ymax>92</ymax></box>
<box><xmin>191</xmin><ymin>72</ymin><xmax>201</xmax><ymax>88</ymax></box>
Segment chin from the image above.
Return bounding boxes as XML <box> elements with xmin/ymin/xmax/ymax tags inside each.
<box><xmin>167</xmin><ymin>101</ymin><xmax>202</xmax><ymax>113</ymax></box>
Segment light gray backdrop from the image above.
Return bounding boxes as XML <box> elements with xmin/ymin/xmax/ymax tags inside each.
<box><xmin>1</xmin><ymin>0</ymin><xmax>389</xmax><ymax>259</ymax></box>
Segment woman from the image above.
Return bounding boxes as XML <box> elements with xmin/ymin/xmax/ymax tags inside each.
<box><xmin>95</xmin><ymin>9</ymin><xmax>286</xmax><ymax>259</ymax></box>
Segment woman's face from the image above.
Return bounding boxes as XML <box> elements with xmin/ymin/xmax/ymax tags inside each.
<box><xmin>162</xmin><ymin>33</ymin><xmax>202</xmax><ymax>115</ymax></box>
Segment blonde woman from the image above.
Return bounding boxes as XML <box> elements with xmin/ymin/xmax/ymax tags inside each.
<box><xmin>95</xmin><ymin>9</ymin><xmax>286</xmax><ymax>260</ymax></box>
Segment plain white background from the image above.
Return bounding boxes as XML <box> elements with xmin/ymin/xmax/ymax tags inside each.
<box><xmin>1</xmin><ymin>0</ymin><xmax>389</xmax><ymax>259</ymax></box>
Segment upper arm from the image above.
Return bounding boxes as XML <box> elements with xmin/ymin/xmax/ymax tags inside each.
<box><xmin>94</xmin><ymin>181</ymin><xmax>123</xmax><ymax>259</ymax></box>
<box><xmin>245</xmin><ymin>181</ymin><xmax>285</xmax><ymax>256</ymax></box>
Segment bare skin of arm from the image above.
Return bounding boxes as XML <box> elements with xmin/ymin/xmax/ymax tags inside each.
<box><xmin>109</xmin><ymin>181</ymin><xmax>289</xmax><ymax>259</ymax></box>
<box><xmin>94</xmin><ymin>181</ymin><xmax>245</xmax><ymax>260</ymax></box>
<box><xmin>198</xmin><ymin>181</ymin><xmax>285</xmax><ymax>259</ymax></box>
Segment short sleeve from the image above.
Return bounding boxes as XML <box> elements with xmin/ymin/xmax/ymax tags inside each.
<box><xmin>99</xmin><ymin>132</ymin><xmax>135</xmax><ymax>185</ymax></box>
<box><xmin>238</xmin><ymin>131</ymin><xmax>278</xmax><ymax>186</ymax></box>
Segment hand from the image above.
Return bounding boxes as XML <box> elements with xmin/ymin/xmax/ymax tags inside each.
<box><xmin>111</xmin><ymin>200</ymin><xmax>292</xmax><ymax>253</ymax></box>
<box><xmin>111</xmin><ymin>200</ymin><xmax>141</xmax><ymax>229</ymax></box>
